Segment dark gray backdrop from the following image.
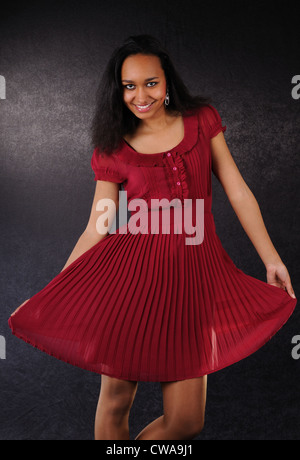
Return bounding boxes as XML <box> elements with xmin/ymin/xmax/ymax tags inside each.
<box><xmin>0</xmin><ymin>0</ymin><xmax>299</xmax><ymax>440</ymax></box>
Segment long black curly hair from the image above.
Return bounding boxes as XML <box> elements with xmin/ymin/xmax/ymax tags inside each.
<box><xmin>90</xmin><ymin>34</ymin><xmax>212</xmax><ymax>154</ymax></box>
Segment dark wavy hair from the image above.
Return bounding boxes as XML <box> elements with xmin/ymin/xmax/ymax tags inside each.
<box><xmin>90</xmin><ymin>34</ymin><xmax>212</xmax><ymax>154</ymax></box>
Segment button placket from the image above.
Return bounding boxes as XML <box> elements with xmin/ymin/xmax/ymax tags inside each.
<box><xmin>164</xmin><ymin>151</ymin><xmax>183</xmax><ymax>199</ymax></box>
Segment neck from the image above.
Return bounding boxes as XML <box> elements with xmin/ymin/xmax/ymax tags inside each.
<box><xmin>138</xmin><ymin>106</ymin><xmax>174</xmax><ymax>133</ymax></box>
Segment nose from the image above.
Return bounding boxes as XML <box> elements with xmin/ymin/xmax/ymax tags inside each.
<box><xmin>135</xmin><ymin>87</ymin><xmax>150</xmax><ymax>104</ymax></box>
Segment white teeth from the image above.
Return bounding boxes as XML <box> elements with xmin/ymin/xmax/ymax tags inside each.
<box><xmin>136</xmin><ymin>103</ymin><xmax>152</xmax><ymax>108</ymax></box>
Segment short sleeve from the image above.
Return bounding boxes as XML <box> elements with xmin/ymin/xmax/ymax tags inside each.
<box><xmin>91</xmin><ymin>147</ymin><xmax>125</xmax><ymax>184</ymax></box>
<box><xmin>201</xmin><ymin>104</ymin><xmax>227</xmax><ymax>139</ymax></box>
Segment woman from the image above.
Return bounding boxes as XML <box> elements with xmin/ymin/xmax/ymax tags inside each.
<box><xmin>9</xmin><ymin>35</ymin><xmax>297</xmax><ymax>440</ymax></box>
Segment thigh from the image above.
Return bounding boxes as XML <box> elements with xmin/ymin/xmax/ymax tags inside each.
<box><xmin>160</xmin><ymin>376</ymin><xmax>207</xmax><ymax>424</ymax></box>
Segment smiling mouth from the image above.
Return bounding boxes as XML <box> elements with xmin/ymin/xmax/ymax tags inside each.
<box><xmin>135</xmin><ymin>102</ymin><xmax>154</xmax><ymax>109</ymax></box>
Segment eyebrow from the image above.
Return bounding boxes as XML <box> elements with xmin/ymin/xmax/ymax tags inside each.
<box><xmin>121</xmin><ymin>77</ymin><xmax>159</xmax><ymax>83</ymax></box>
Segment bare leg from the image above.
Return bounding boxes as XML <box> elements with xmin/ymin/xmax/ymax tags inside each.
<box><xmin>95</xmin><ymin>375</ymin><xmax>138</xmax><ymax>440</ymax></box>
<box><xmin>135</xmin><ymin>376</ymin><xmax>207</xmax><ymax>440</ymax></box>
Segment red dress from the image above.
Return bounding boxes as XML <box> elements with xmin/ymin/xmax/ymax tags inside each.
<box><xmin>8</xmin><ymin>105</ymin><xmax>297</xmax><ymax>382</ymax></box>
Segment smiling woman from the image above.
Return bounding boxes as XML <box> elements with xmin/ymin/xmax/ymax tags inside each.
<box><xmin>8</xmin><ymin>34</ymin><xmax>297</xmax><ymax>442</ymax></box>
<box><xmin>121</xmin><ymin>55</ymin><xmax>165</xmax><ymax>115</ymax></box>
<box><xmin>121</xmin><ymin>54</ymin><xmax>186</xmax><ymax>153</ymax></box>
<box><xmin>90</xmin><ymin>34</ymin><xmax>212</xmax><ymax>153</ymax></box>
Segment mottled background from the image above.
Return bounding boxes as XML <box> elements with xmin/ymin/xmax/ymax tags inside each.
<box><xmin>0</xmin><ymin>0</ymin><xmax>299</xmax><ymax>440</ymax></box>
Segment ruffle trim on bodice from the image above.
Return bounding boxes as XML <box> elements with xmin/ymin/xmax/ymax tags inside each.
<box><xmin>163</xmin><ymin>151</ymin><xmax>190</xmax><ymax>201</ymax></box>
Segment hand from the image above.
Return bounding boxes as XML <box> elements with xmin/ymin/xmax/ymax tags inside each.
<box><xmin>11</xmin><ymin>298</ymin><xmax>31</xmax><ymax>317</ymax></box>
<box><xmin>266</xmin><ymin>262</ymin><xmax>296</xmax><ymax>299</ymax></box>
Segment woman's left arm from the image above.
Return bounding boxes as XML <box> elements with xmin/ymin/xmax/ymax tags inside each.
<box><xmin>210</xmin><ymin>132</ymin><xmax>296</xmax><ymax>299</ymax></box>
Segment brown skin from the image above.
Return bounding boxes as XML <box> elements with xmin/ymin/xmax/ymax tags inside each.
<box><xmin>210</xmin><ymin>130</ymin><xmax>296</xmax><ymax>298</ymax></box>
<box><xmin>96</xmin><ymin>53</ymin><xmax>296</xmax><ymax>441</ymax></box>
<box><xmin>122</xmin><ymin>54</ymin><xmax>296</xmax><ymax>299</ymax></box>
<box><xmin>12</xmin><ymin>53</ymin><xmax>296</xmax><ymax>441</ymax></box>
<box><xmin>122</xmin><ymin>53</ymin><xmax>184</xmax><ymax>154</ymax></box>
<box><xmin>95</xmin><ymin>53</ymin><xmax>208</xmax><ymax>441</ymax></box>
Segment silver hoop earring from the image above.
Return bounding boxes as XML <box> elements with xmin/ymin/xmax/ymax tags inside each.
<box><xmin>164</xmin><ymin>89</ymin><xmax>170</xmax><ymax>107</ymax></box>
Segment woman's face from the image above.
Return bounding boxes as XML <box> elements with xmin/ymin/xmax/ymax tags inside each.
<box><xmin>121</xmin><ymin>53</ymin><xmax>168</xmax><ymax>118</ymax></box>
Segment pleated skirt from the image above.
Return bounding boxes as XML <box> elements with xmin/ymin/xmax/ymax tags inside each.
<box><xmin>8</xmin><ymin>211</ymin><xmax>297</xmax><ymax>382</ymax></box>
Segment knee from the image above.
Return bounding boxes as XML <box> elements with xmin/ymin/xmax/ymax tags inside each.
<box><xmin>181</xmin><ymin>416</ymin><xmax>205</xmax><ymax>439</ymax></box>
<box><xmin>100</xmin><ymin>392</ymin><xmax>135</xmax><ymax>420</ymax></box>
<box><xmin>165</xmin><ymin>413</ymin><xmax>205</xmax><ymax>440</ymax></box>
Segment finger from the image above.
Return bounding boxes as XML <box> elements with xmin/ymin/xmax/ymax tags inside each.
<box><xmin>11</xmin><ymin>306</ymin><xmax>21</xmax><ymax>317</ymax></box>
<box><xmin>285</xmin><ymin>282</ymin><xmax>296</xmax><ymax>299</ymax></box>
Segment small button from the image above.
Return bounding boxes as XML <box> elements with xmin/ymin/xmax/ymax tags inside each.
<box><xmin>176</xmin><ymin>181</ymin><xmax>181</xmax><ymax>186</ymax></box>
<box><xmin>173</xmin><ymin>166</ymin><xmax>177</xmax><ymax>171</ymax></box>
<box><xmin>167</xmin><ymin>152</ymin><xmax>171</xmax><ymax>157</ymax></box>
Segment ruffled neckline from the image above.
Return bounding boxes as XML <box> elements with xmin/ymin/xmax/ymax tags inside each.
<box><xmin>116</xmin><ymin>108</ymin><xmax>199</xmax><ymax>167</ymax></box>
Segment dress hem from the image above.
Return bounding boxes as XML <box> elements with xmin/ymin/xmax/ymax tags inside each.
<box><xmin>8</xmin><ymin>300</ymin><xmax>296</xmax><ymax>382</ymax></box>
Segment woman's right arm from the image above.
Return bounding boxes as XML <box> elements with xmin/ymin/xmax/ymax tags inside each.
<box><xmin>61</xmin><ymin>179</ymin><xmax>120</xmax><ymax>272</ymax></box>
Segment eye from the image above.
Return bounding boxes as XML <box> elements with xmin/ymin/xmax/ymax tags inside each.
<box><xmin>123</xmin><ymin>82</ymin><xmax>158</xmax><ymax>90</ymax></box>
